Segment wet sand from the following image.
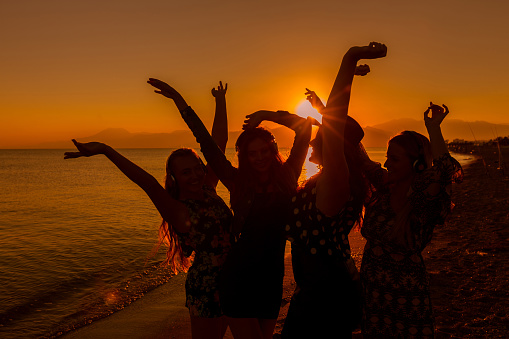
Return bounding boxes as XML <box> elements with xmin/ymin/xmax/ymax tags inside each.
<box><xmin>60</xmin><ymin>147</ymin><xmax>508</xmax><ymax>338</ymax></box>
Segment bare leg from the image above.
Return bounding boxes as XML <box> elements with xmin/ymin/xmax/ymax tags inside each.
<box><xmin>258</xmin><ymin>318</ymin><xmax>277</xmax><ymax>339</ymax></box>
<box><xmin>226</xmin><ymin>317</ymin><xmax>264</xmax><ymax>339</ymax></box>
<box><xmin>190</xmin><ymin>315</ymin><xmax>224</xmax><ymax>339</ymax></box>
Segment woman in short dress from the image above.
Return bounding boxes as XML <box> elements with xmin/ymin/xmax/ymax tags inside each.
<box><xmin>65</xmin><ymin>82</ymin><xmax>233</xmax><ymax>339</ymax></box>
<box><xmin>360</xmin><ymin>103</ymin><xmax>463</xmax><ymax>338</ymax></box>
<box><xmin>282</xmin><ymin>42</ymin><xmax>387</xmax><ymax>339</ymax></box>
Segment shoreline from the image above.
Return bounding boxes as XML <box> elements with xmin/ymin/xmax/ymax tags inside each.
<box><xmin>59</xmin><ymin>148</ymin><xmax>508</xmax><ymax>338</ymax></box>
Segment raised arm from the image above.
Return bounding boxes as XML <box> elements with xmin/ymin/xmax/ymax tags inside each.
<box><xmin>243</xmin><ymin>110</ymin><xmax>314</xmax><ymax>178</ymax></box>
<box><xmin>205</xmin><ymin>81</ymin><xmax>229</xmax><ymax>188</ymax></box>
<box><xmin>147</xmin><ymin>78</ymin><xmax>237</xmax><ymax>190</ymax></box>
<box><xmin>424</xmin><ymin>102</ymin><xmax>450</xmax><ymax>159</ymax></box>
<box><xmin>304</xmin><ymin>65</ymin><xmax>370</xmax><ymax>114</ymax></box>
<box><xmin>211</xmin><ymin>81</ymin><xmax>228</xmax><ymax>152</ymax></box>
<box><xmin>64</xmin><ymin>140</ymin><xmax>190</xmax><ymax>233</ymax></box>
<box><xmin>318</xmin><ymin>42</ymin><xmax>387</xmax><ymax>216</ymax></box>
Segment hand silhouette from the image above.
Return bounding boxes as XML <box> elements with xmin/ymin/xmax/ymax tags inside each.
<box><xmin>354</xmin><ymin>64</ymin><xmax>371</xmax><ymax>76</ymax></box>
<box><xmin>424</xmin><ymin>102</ymin><xmax>449</xmax><ymax>129</ymax></box>
<box><xmin>304</xmin><ymin>89</ymin><xmax>325</xmax><ymax>112</ymax></box>
<box><xmin>349</xmin><ymin>42</ymin><xmax>387</xmax><ymax>60</ymax></box>
<box><xmin>147</xmin><ymin>78</ymin><xmax>181</xmax><ymax>100</ymax></box>
<box><xmin>211</xmin><ymin>81</ymin><xmax>227</xmax><ymax>98</ymax></box>
<box><xmin>64</xmin><ymin>140</ymin><xmax>106</xmax><ymax>159</ymax></box>
<box><xmin>243</xmin><ymin>110</ymin><xmax>273</xmax><ymax>130</ymax></box>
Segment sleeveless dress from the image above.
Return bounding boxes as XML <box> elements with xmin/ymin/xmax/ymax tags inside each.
<box><xmin>178</xmin><ymin>185</ymin><xmax>233</xmax><ymax>317</ymax></box>
<box><xmin>361</xmin><ymin>154</ymin><xmax>463</xmax><ymax>338</ymax></box>
<box><xmin>282</xmin><ymin>176</ymin><xmax>363</xmax><ymax>338</ymax></box>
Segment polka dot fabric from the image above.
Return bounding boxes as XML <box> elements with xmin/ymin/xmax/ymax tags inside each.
<box><xmin>286</xmin><ymin>179</ymin><xmax>358</xmax><ymax>259</ymax></box>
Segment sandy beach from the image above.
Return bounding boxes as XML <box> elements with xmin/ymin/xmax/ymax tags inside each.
<box><xmin>423</xmin><ymin>146</ymin><xmax>509</xmax><ymax>338</ymax></box>
<box><xmin>59</xmin><ymin>147</ymin><xmax>508</xmax><ymax>338</ymax></box>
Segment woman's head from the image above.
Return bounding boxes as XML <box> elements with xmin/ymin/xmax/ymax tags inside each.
<box><xmin>165</xmin><ymin>148</ymin><xmax>206</xmax><ymax>199</ymax></box>
<box><xmin>308</xmin><ymin>116</ymin><xmax>365</xmax><ymax>166</ymax></box>
<box><xmin>385</xmin><ymin>131</ymin><xmax>432</xmax><ymax>186</ymax></box>
<box><xmin>235</xmin><ymin>127</ymin><xmax>282</xmax><ymax>176</ymax></box>
<box><xmin>160</xmin><ymin>148</ymin><xmax>205</xmax><ymax>274</ymax></box>
<box><xmin>308</xmin><ymin>116</ymin><xmax>368</xmax><ymax>227</ymax></box>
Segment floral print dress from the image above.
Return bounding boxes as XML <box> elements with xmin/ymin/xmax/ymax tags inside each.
<box><xmin>361</xmin><ymin>154</ymin><xmax>463</xmax><ymax>338</ymax></box>
<box><xmin>178</xmin><ymin>185</ymin><xmax>233</xmax><ymax>318</ymax></box>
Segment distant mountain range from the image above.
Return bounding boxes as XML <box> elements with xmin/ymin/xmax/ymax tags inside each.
<box><xmin>35</xmin><ymin>119</ymin><xmax>509</xmax><ymax>149</ymax></box>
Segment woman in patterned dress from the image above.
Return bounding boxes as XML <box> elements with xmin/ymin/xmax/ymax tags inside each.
<box><xmin>147</xmin><ymin>78</ymin><xmax>312</xmax><ymax>339</ymax></box>
<box><xmin>64</xmin><ymin>83</ymin><xmax>233</xmax><ymax>339</ymax></box>
<box><xmin>282</xmin><ymin>42</ymin><xmax>387</xmax><ymax>339</ymax></box>
<box><xmin>360</xmin><ymin>103</ymin><xmax>463</xmax><ymax>338</ymax></box>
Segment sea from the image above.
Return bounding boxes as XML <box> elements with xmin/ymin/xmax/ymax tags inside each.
<box><xmin>0</xmin><ymin>147</ymin><xmax>472</xmax><ymax>338</ymax></box>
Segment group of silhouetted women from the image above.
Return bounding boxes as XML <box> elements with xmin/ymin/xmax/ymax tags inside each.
<box><xmin>65</xmin><ymin>42</ymin><xmax>463</xmax><ymax>339</ymax></box>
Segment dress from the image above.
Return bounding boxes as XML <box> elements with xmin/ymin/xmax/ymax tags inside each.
<box><xmin>360</xmin><ymin>154</ymin><xmax>462</xmax><ymax>338</ymax></box>
<box><xmin>281</xmin><ymin>176</ymin><xmax>363</xmax><ymax>338</ymax></box>
<box><xmin>177</xmin><ymin>185</ymin><xmax>233</xmax><ymax>318</ymax></box>
<box><xmin>178</xmin><ymin>106</ymin><xmax>309</xmax><ymax>319</ymax></box>
<box><xmin>219</xmin><ymin>190</ymin><xmax>290</xmax><ymax>318</ymax></box>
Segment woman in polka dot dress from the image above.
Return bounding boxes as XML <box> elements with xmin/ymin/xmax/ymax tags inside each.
<box><xmin>282</xmin><ymin>42</ymin><xmax>387</xmax><ymax>338</ymax></box>
<box><xmin>359</xmin><ymin>103</ymin><xmax>463</xmax><ymax>338</ymax></box>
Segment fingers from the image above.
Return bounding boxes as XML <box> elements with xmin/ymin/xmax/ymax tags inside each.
<box><xmin>220</xmin><ymin>81</ymin><xmax>227</xmax><ymax>92</ymax></box>
<box><xmin>309</xmin><ymin>117</ymin><xmax>321</xmax><ymax>126</ymax></box>
<box><xmin>443</xmin><ymin>104</ymin><xmax>449</xmax><ymax>115</ymax></box>
<box><xmin>424</xmin><ymin>107</ymin><xmax>431</xmax><ymax>120</ymax></box>
<box><xmin>366</xmin><ymin>42</ymin><xmax>387</xmax><ymax>58</ymax></box>
<box><xmin>242</xmin><ymin>119</ymin><xmax>255</xmax><ymax>130</ymax></box>
<box><xmin>355</xmin><ymin>64</ymin><xmax>371</xmax><ymax>76</ymax></box>
<box><xmin>213</xmin><ymin>81</ymin><xmax>228</xmax><ymax>95</ymax></box>
<box><xmin>64</xmin><ymin>151</ymin><xmax>82</xmax><ymax>159</ymax></box>
<box><xmin>147</xmin><ymin>78</ymin><xmax>161</xmax><ymax>87</ymax></box>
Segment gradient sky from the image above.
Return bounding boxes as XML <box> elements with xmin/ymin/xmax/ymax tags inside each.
<box><xmin>1</xmin><ymin>0</ymin><xmax>508</xmax><ymax>148</ymax></box>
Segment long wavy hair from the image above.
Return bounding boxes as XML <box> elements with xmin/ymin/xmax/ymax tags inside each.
<box><xmin>158</xmin><ymin>148</ymin><xmax>200</xmax><ymax>273</ymax></box>
<box><xmin>231</xmin><ymin>127</ymin><xmax>297</xmax><ymax>208</ymax></box>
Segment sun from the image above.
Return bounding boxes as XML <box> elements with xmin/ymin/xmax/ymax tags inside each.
<box><xmin>295</xmin><ymin>100</ymin><xmax>322</xmax><ymax>124</ymax></box>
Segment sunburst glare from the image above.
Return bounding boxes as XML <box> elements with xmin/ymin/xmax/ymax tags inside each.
<box><xmin>296</xmin><ymin>100</ymin><xmax>322</xmax><ymax>124</ymax></box>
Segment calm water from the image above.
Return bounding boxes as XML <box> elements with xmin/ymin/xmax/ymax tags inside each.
<box><xmin>0</xmin><ymin>147</ymin><xmax>395</xmax><ymax>338</ymax></box>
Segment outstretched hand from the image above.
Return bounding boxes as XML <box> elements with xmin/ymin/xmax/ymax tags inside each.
<box><xmin>349</xmin><ymin>41</ymin><xmax>387</xmax><ymax>60</ymax></box>
<box><xmin>424</xmin><ymin>102</ymin><xmax>449</xmax><ymax>129</ymax></box>
<box><xmin>147</xmin><ymin>78</ymin><xmax>188</xmax><ymax>110</ymax></box>
<box><xmin>147</xmin><ymin>78</ymin><xmax>182</xmax><ymax>100</ymax></box>
<box><xmin>64</xmin><ymin>140</ymin><xmax>107</xmax><ymax>159</ymax></box>
<box><xmin>211</xmin><ymin>81</ymin><xmax>227</xmax><ymax>98</ymax></box>
<box><xmin>304</xmin><ymin>89</ymin><xmax>325</xmax><ymax>112</ymax></box>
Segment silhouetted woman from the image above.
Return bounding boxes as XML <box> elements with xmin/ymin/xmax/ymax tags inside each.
<box><xmin>147</xmin><ymin>78</ymin><xmax>311</xmax><ymax>339</ymax></box>
<box><xmin>359</xmin><ymin>103</ymin><xmax>463</xmax><ymax>338</ymax></box>
<box><xmin>281</xmin><ymin>42</ymin><xmax>387</xmax><ymax>338</ymax></box>
<box><xmin>64</xmin><ymin>83</ymin><xmax>233</xmax><ymax>339</ymax></box>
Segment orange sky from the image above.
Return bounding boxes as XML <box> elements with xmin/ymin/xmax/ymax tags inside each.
<box><xmin>1</xmin><ymin>1</ymin><xmax>508</xmax><ymax>148</ymax></box>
